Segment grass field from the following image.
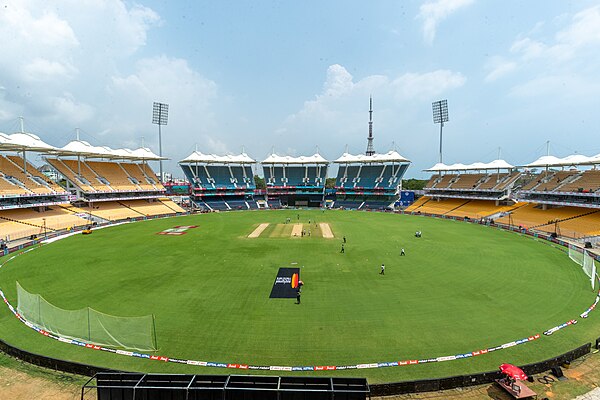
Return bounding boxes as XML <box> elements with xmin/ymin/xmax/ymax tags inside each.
<box><xmin>0</xmin><ymin>209</ymin><xmax>598</xmax><ymax>383</ymax></box>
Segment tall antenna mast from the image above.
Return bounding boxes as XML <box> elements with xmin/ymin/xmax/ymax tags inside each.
<box><xmin>366</xmin><ymin>97</ymin><xmax>375</xmax><ymax>156</ymax></box>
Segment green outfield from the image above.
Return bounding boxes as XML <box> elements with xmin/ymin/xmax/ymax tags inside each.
<box><xmin>0</xmin><ymin>210</ymin><xmax>598</xmax><ymax>383</ymax></box>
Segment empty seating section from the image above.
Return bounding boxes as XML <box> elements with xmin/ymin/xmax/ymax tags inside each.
<box><xmin>206</xmin><ymin>166</ymin><xmax>234</xmax><ymax>188</ymax></box>
<box><xmin>119</xmin><ymin>163</ymin><xmax>157</xmax><ymax>190</ymax></box>
<box><xmin>557</xmin><ymin>170</ymin><xmax>600</xmax><ymax>193</ymax></box>
<box><xmin>6</xmin><ymin>155</ymin><xmax>65</xmax><ymax>193</ymax></box>
<box><xmin>139</xmin><ymin>164</ymin><xmax>163</xmax><ymax>190</ymax></box>
<box><xmin>450</xmin><ymin>174</ymin><xmax>485</xmax><ymax>189</ymax></box>
<box><xmin>444</xmin><ymin>200</ymin><xmax>521</xmax><ymax>219</ymax></box>
<box><xmin>268</xmin><ymin>167</ymin><xmax>285</xmax><ymax>186</ymax></box>
<box><xmin>424</xmin><ymin>176</ymin><xmax>438</xmax><ymax>189</ymax></box>
<box><xmin>285</xmin><ymin>167</ymin><xmax>305</xmax><ymax>186</ymax></box>
<box><xmin>78</xmin><ymin>201</ymin><xmax>141</xmax><ymax>220</ymax></box>
<box><xmin>0</xmin><ymin>156</ymin><xmax>54</xmax><ymax>195</ymax></box>
<box><xmin>343</xmin><ymin>166</ymin><xmax>360</xmax><ymax>186</ymax></box>
<box><xmin>530</xmin><ymin>171</ymin><xmax>579</xmax><ymax>192</ymax></box>
<box><xmin>86</xmin><ymin>161</ymin><xmax>137</xmax><ymax>191</ymax></box>
<box><xmin>195</xmin><ymin>165</ymin><xmax>215</xmax><ymax>188</ymax></box>
<box><xmin>47</xmin><ymin>159</ymin><xmax>95</xmax><ymax>192</ymax></box>
<box><xmin>159</xmin><ymin>198</ymin><xmax>186</xmax><ymax>213</ymax></box>
<box><xmin>334</xmin><ymin>200</ymin><xmax>362</xmax><ymax>209</ymax></box>
<box><xmin>229</xmin><ymin>166</ymin><xmax>244</xmax><ymax>186</ymax></box>
<box><xmin>122</xmin><ymin>199</ymin><xmax>178</xmax><ymax>216</ymax></box>
<box><xmin>536</xmin><ymin>211</ymin><xmax>600</xmax><ymax>237</ymax></box>
<box><xmin>404</xmin><ymin>196</ymin><xmax>430</xmax><ymax>211</ymax></box>
<box><xmin>60</xmin><ymin>159</ymin><xmax>112</xmax><ymax>191</ymax></box>
<box><xmin>412</xmin><ymin>198</ymin><xmax>469</xmax><ymax>215</ymax></box>
<box><xmin>361</xmin><ymin>200</ymin><xmax>390</xmax><ymax>209</ymax></box>
<box><xmin>203</xmin><ymin>199</ymin><xmax>229</xmax><ymax>210</ymax></box>
<box><xmin>493</xmin><ymin>172</ymin><xmax>521</xmax><ymax>190</ymax></box>
<box><xmin>227</xmin><ymin>200</ymin><xmax>248</xmax><ymax>210</ymax></box>
<box><xmin>495</xmin><ymin>203</ymin><xmax>592</xmax><ymax>229</ymax></box>
<box><xmin>431</xmin><ymin>174</ymin><xmax>456</xmax><ymax>189</ymax></box>
<box><xmin>355</xmin><ymin>165</ymin><xmax>382</xmax><ymax>187</ymax></box>
<box><xmin>477</xmin><ymin>174</ymin><xmax>508</xmax><ymax>190</ymax></box>
<box><xmin>267</xmin><ymin>199</ymin><xmax>281</xmax><ymax>208</ymax></box>
<box><xmin>0</xmin><ymin>207</ymin><xmax>89</xmax><ymax>240</ymax></box>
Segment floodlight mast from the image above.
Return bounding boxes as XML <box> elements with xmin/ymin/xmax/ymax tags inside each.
<box><xmin>152</xmin><ymin>102</ymin><xmax>169</xmax><ymax>183</ymax></box>
<box><xmin>432</xmin><ymin>99</ymin><xmax>449</xmax><ymax>164</ymax></box>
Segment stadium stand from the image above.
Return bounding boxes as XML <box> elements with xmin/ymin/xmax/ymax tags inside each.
<box><xmin>180</xmin><ymin>152</ymin><xmax>256</xmax><ymax>210</ymax></box>
<box><xmin>334</xmin><ymin>151</ymin><xmax>410</xmax><ymax>208</ymax></box>
<box><xmin>261</xmin><ymin>154</ymin><xmax>328</xmax><ymax>207</ymax></box>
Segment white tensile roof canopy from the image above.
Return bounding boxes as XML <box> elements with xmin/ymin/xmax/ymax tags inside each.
<box><xmin>334</xmin><ymin>150</ymin><xmax>410</xmax><ymax>164</ymax></box>
<box><xmin>0</xmin><ymin>132</ymin><xmax>165</xmax><ymax>161</ymax></box>
<box><xmin>0</xmin><ymin>132</ymin><xmax>57</xmax><ymax>152</ymax></box>
<box><xmin>261</xmin><ymin>153</ymin><xmax>329</xmax><ymax>164</ymax></box>
<box><xmin>423</xmin><ymin>159</ymin><xmax>515</xmax><ymax>172</ymax></box>
<box><xmin>54</xmin><ymin>140</ymin><xmax>166</xmax><ymax>160</ymax></box>
<box><xmin>523</xmin><ymin>154</ymin><xmax>600</xmax><ymax>168</ymax></box>
<box><xmin>180</xmin><ymin>151</ymin><xmax>256</xmax><ymax>164</ymax></box>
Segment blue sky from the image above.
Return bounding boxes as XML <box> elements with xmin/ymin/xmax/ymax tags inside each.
<box><xmin>1</xmin><ymin>0</ymin><xmax>599</xmax><ymax>178</ymax></box>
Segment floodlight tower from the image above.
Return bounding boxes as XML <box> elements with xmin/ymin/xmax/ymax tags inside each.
<box><xmin>366</xmin><ymin>97</ymin><xmax>375</xmax><ymax>156</ymax></box>
<box><xmin>152</xmin><ymin>102</ymin><xmax>169</xmax><ymax>183</ymax></box>
<box><xmin>432</xmin><ymin>99</ymin><xmax>449</xmax><ymax>164</ymax></box>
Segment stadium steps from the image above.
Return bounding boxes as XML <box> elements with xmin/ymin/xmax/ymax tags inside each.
<box><xmin>57</xmin><ymin>205</ymin><xmax>108</xmax><ymax>224</ymax></box>
<box><xmin>442</xmin><ymin>200</ymin><xmax>472</xmax><ymax>215</ymax></box>
<box><xmin>0</xmin><ymin>214</ymin><xmax>58</xmax><ymax>232</ymax></box>
<box><xmin>407</xmin><ymin>196</ymin><xmax>431</xmax><ymax>211</ymax></box>
<box><xmin>117</xmin><ymin>201</ymin><xmax>147</xmax><ymax>217</ymax></box>
<box><xmin>529</xmin><ymin>208</ymin><xmax>600</xmax><ymax>230</ymax></box>
<box><xmin>159</xmin><ymin>199</ymin><xmax>181</xmax><ymax>213</ymax></box>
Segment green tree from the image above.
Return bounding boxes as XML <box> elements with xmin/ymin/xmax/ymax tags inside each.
<box><xmin>254</xmin><ymin>175</ymin><xmax>266</xmax><ymax>189</ymax></box>
<box><xmin>402</xmin><ymin>178</ymin><xmax>427</xmax><ymax>190</ymax></box>
<box><xmin>325</xmin><ymin>177</ymin><xmax>337</xmax><ymax>189</ymax></box>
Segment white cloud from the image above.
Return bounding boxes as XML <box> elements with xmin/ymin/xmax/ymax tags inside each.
<box><xmin>22</xmin><ymin>58</ymin><xmax>77</xmax><ymax>82</ymax></box>
<box><xmin>391</xmin><ymin>70</ymin><xmax>466</xmax><ymax>100</ymax></box>
<box><xmin>107</xmin><ymin>55</ymin><xmax>219</xmax><ymax>155</ymax></box>
<box><xmin>484</xmin><ymin>57</ymin><xmax>517</xmax><ymax>82</ymax></box>
<box><xmin>417</xmin><ymin>0</ymin><xmax>475</xmax><ymax>44</ymax></box>
<box><xmin>279</xmin><ymin>65</ymin><xmax>465</xmax><ymax>154</ymax></box>
<box><xmin>486</xmin><ymin>4</ymin><xmax>600</xmax><ymax>99</ymax></box>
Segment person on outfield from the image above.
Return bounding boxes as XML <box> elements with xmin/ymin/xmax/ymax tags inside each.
<box><xmin>296</xmin><ymin>288</ymin><xmax>301</xmax><ymax>304</ymax></box>
<box><xmin>343</xmin><ymin>236</ymin><xmax>346</xmax><ymax>243</ymax></box>
<box><xmin>400</xmin><ymin>248</ymin><xmax>405</xmax><ymax>256</ymax></box>
<box><xmin>340</xmin><ymin>243</ymin><xmax>345</xmax><ymax>253</ymax></box>
<box><xmin>380</xmin><ymin>263</ymin><xmax>385</xmax><ymax>275</ymax></box>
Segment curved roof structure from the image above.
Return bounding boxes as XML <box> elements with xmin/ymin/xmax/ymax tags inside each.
<box><xmin>179</xmin><ymin>151</ymin><xmax>255</xmax><ymax>164</ymax></box>
<box><xmin>334</xmin><ymin>150</ymin><xmax>410</xmax><ymax>164</ymax></box>
<box><xmin>54</xmin><ymin>140</ymin><xmax>166</xmax><ymax>160</ymax></box>
<box><xmin>0</xmin><ymin>132</ymin><xmax>57</xmax><ymax>152</ymax></box>
<box><xmin>423</xmin><ymin>159</ymin><xmax>515</xmax><ymax>172</ymax></box>
<box><xmin>261</xmin><ymin>153</ymin><xmax>328</xmax><ymax>164</ymax></box>
<box><xmin>522</xmin><ymin>154</ymin><xmax>600</xmax><ymax>168</ymax></box>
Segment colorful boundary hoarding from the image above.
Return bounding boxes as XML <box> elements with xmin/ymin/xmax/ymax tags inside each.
<box><xmin>0</xmin><ymin>238</ymin><xmax>598</xmax><ymax>372</ymax></box>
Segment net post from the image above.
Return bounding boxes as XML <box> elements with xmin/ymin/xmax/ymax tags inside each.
<box><xmin>87</xmin><ymin>307</ymin><xmax>91</xmax><ymax>341</ymax></box>
<box><xmin>152</xmin><ymin>314</ymin><xmax>158</xmax><ymax>351</ymax></box>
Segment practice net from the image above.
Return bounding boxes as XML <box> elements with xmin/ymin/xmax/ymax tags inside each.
<box><xmin>16</xmin><ymin>282</ymin><xmax>156</xmax><ymax>351</ymax></box>
<box><xmin>568</xmin><ymin>245</ymin><xmax>597</xmax><ymax>290</ymax></box>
